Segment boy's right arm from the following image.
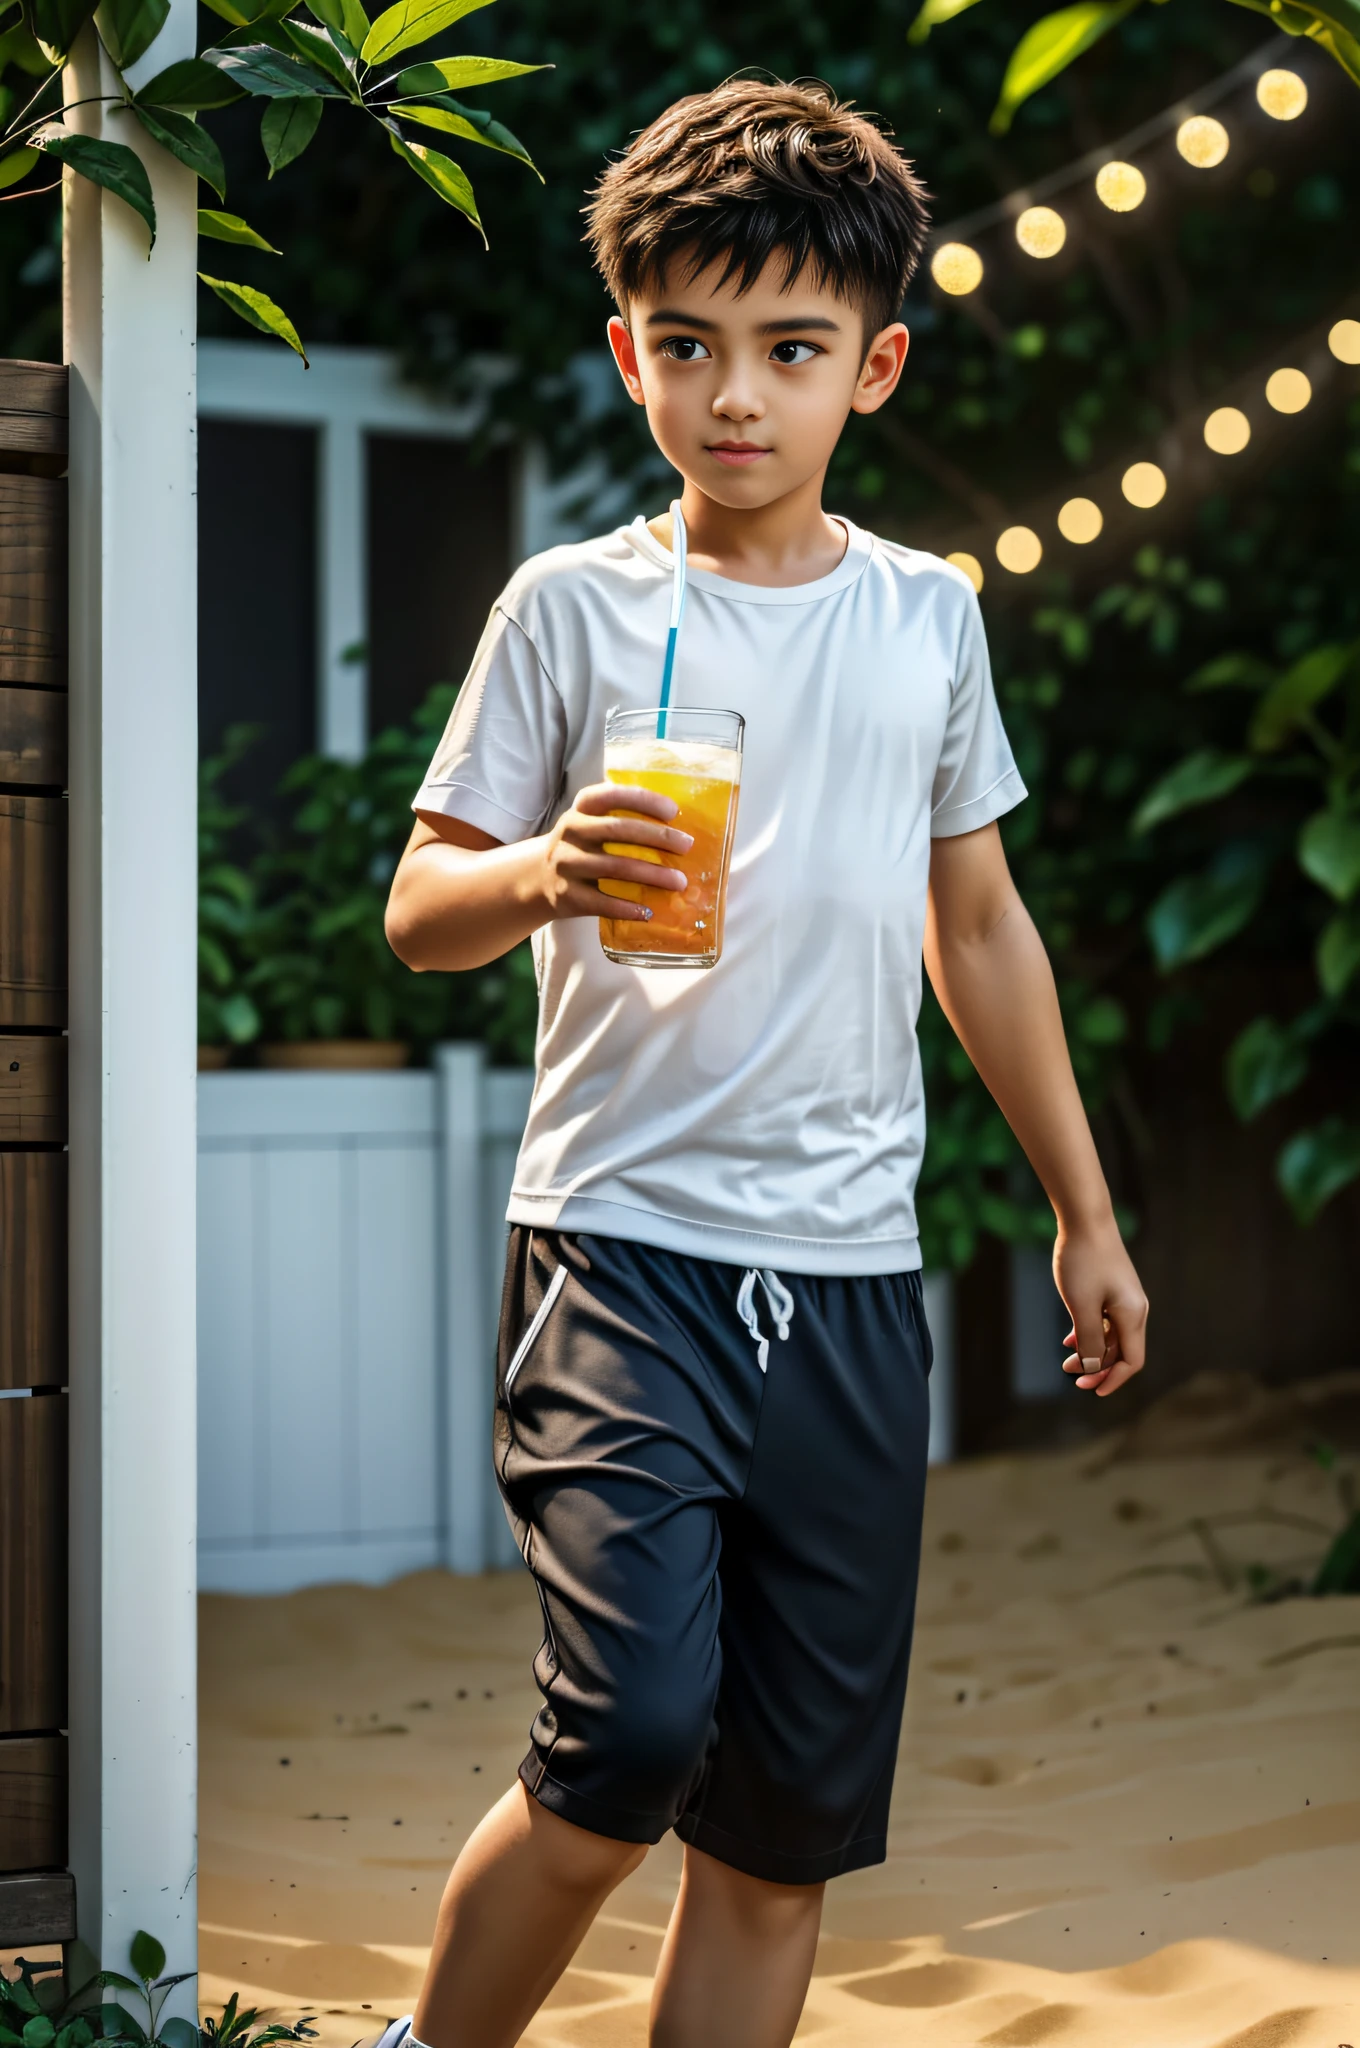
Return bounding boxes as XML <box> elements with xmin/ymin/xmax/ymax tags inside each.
<box><xmin>385</xmin><ymin>784</ymin><xmax>694</xmax><ymax>973</ymax></box>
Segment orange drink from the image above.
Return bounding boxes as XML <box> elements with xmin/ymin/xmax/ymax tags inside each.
<box><xmin>598</xmin><ymin>708</ymin><xmax>744</xmax><ymax>969</ymax></box>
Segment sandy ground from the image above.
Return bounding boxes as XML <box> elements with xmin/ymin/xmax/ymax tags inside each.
<box><xmin>199</xmin><ymin>1439</ymin><xmax>1360</xmax><ymax>2048</ymax></box>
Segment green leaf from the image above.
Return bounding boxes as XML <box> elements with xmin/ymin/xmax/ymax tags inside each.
<box><xmin>388</xmin><ymin>128</ymin><xmax>483</xmax><ymax>237</ymax></box>
<box><xmin>1277</xmin><ymin>1117</ymin><xmax>1360</xmax><ymax>1224</ymax></box>
<box><xmin>0</xmin><ymin>146</ymin><xmax>40</xmax><ymax>189</ymax></box>
<box><xmin>1312</xmin><ymin>1509</ymin><xmax>1360</xmax><ymax>1595</ymax></box>
<box><xmin>130</xmin><ymin>103</ymin><xmax>226</xmax><ymax>199</ymax></box>
<box><xmin>906</xmin><ymin>0</ymin><xmax>986</xmax><ymax>41</ymax></box>
<box><xmin>306</xmin><ymin>0</ymin><xmax>368</xmax><ymax>53</ymax></box>
<box><xmin>1130</xmin><ymin>748</ymin><xmax>1254</xmax><ymax>835</ymax></box>
<box><xmin>198</xmin><ymin>0</ymin><xmax>306</xmax><ymax>22</ymax></box>
<box><xmin>1224</xmin><ymin>1016</ymin><xmax>1310</xmax><ymax>1122</ymax></box>
<box><xmin>199</xmin><ymin>272</ymin><xmax>308</xmax><ymax>362</ymax></box>
<box><xmin>264</xmin><ymin>16</ymin><xmax>355</xmax><ymax>89</ymax></box>
<box><xmin>989</xmin><ymin>0</ymin><xmax>1142</xmax><ymax>134</ymax></box>
<box><xmin>393</xmin><ymin>97</ymin><xmax>537</xmax><ymax>173</ymax></box>
<box><xmin>1249</xmin><ymin>643</ymin><xmax>1351</xmax><ymax>751</ymax></box>
<box><xmin>391</xmin><ymin>54</ymin><xmax>546</xmax><ymax>91</ymax></box>
<box><xmin>260</xmin><ymin>91</ymin><xmax>321</xmax><ymax>172</ymax></box>
<box><xmin>218</xmin><ymin>992</ymin><xmax>261</xmax><ymax>1043</ymax></box>
<box><xmin>136</xmin><ymin>55</ymin><xmax>248</xmax><ymax>108</ymax></box>
<box><xmin>98</xmin><ymin>2009</ymin><xmax>146</xmax><ymax>2046</ymax></box>
<box><xmin>198</xmin><ymin>205</ymin><xmax>279</xmax><ymax>250</ymax></box>
<box><xmin>22</xmin><ymin>2020</ymin><xmax>55</xmax><ymax>2048</ymax></box>
<box><xmin>36</xmin><ymin>130</ymin><xmax>155</xmax><ymax>245</ymax></box>
<box><xmin>128</xmin><ymin>1937</ymin><xmax>165</xmax><ymax>1987</ymax></box>
<box><xmin>1298</xmin><ymin>809</ymin><xmax>1360</xmax><ymax>902</ymax></box>
<box><xmin>157</xmin><ymin>2020</ymin><xmax>198</xmax><ymax>2048</ymax></box>
<box><xmin>1074</xmin><ymin>994</ymin><xmax>1126</xmax><ymax>1045</ymax></box>
<box><xmin>360</xmin><ymin>0</ymin><xmax>492</xmax><ymax>68</ymax></box>
<box><xmin>1317</xmin><ymin>908</ymin><xmax>1360</xmax><ymax>997</ymax></box>
<box><xmin>0</xmin><ymin>18</ymin><xmax>55</xmax><ymax>74</ymax></box>
<box><xmin>93</xmin><ymin>0</ymin><xmax>167</xmax><ymax>66</ymax></box>
<box><xmin>20</xmin><ymin>0</ymin><xmax>97</xmax><ymax>64</ymax></box>
<box><xmin>1183</xmin><ymin>651</ymin><xmax>1277</xmax><ymax>694</ymax></box>
<box><xmin>1146</xmin><ymin>842</ymin><xmax>1271</xmax><ymax>970</ymax></box>
<box><xmin>201</xmin><ymin>41</ymin><xmax>343</xmax><ymax>95</ymax></box>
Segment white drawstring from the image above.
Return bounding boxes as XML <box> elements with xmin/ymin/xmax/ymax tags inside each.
<box><xmin>736</xmin><ymin>1268</ymin><xmax>795</xmax><ymax>1373</ymax></box>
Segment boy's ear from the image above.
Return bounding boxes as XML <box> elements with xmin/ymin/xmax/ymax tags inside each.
<box><xmin>851</xmin><ymin>323</ymin><xmax>910</xmax><ymax>416</ymax></box>
<box><xmin>607</xmin><ymin>315</ymin><xmax>648</xmax><ymax>407</ymax></box>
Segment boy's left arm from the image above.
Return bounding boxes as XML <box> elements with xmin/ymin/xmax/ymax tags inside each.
<box><xmin>924</xmin><ymin>821</ymin><xmax>1148</xmax><ymax>1398</ymax></box>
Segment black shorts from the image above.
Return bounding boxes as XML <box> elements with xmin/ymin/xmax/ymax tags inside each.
<box><xmin>493</xmin><ymin>1227</ymin><xmax>932</xmax><ymax>1887</ymax></box>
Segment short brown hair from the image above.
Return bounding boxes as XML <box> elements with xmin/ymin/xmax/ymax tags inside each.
<box><xmin>585</xmin><ymin>79</ymin><xmax>931</xmax><ymax>340</ymax></box>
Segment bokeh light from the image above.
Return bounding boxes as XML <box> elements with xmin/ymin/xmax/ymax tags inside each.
<box><xmin>1256</xmin><ymin>68</ymin><xmax>1307</xmax><ymax>120</ymax></box>
<box><xmin>945</xmin><ymin>550</ymin><xmax>984</xmax><ymax>593</ymax></box>
<box><xmin>1330</xmin><ymin>319</ymin><xmax>1360</xmax><ymax>364</ymax></box>
<box><xmin>1122</xmin><ymin>462</ymin><xmax>1167</xmax><ymax>508</ymax></box>
<box><xmin>1095</xmin><ymin>161</ymin><xmax>1146</xmax><ymax>212</ymax></box>
<box><xmin>1265</xmin><ymin>367</ymin><xmax>1311</xmax><ymax>413</ymax></box>
<box><xmin>1176</xmin><ymin>115</ymin><xmax>1230</xmax><ymax>168</ymax></box>
<box><xmin>930</xmin><ymin>243</ymin><xmax>983</xmax><ymax>295</ymax></box>
<box><xmin>996</xmin><ymin>526</ymin><xmax>1043</xmax><ymax>573</ymax></box>
<box><xmin>1204</xmin><ymin>406</ymin><xmax>1251</xmax><ymax>454</ymax></box>
<box><xmin>1057</xmin><ymin>497</ymin><xmax>1103</xmax><ymax>544</ymax></box>
<box><xmin>1015</xmin><ymin>205</ymin><xmax>1067</xmax><ymax>258</ymax></box>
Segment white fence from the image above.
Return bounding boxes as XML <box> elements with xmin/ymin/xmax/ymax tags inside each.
<box><xmin>197</xmin><ymin>1048</ymin><xmax>956</xmax><ymax>1594</ymax></box>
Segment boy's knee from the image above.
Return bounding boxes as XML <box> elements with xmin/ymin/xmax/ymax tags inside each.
<box><xmin>604</xmin><ymin>1673</ymin><xmax>715</xmax><ymax>1819</ymax></box>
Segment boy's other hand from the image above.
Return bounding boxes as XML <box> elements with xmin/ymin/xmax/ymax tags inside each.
<box><xmin>538</xmin><ymin>783</ymin><xmax>692</xmax><ymax>922</ymax></box>
<box><xmin>1054</xmin><ymin>1221</ymin><xmax>1148</xmax><ymax>1398</ymax></box>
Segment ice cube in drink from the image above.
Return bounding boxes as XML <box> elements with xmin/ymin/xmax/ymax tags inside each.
<box><xmin>599</xmin><ymin>735</ymin><xmax>742</xmax><ymax>968</ymax></box>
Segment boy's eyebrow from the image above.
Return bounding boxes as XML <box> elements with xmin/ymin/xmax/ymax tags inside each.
<box><xmin>644</xmin><ymin>310</ymin><xmax>844</xmax><ymax>333</ymax></box>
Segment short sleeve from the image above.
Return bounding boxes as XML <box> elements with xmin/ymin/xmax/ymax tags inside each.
<box><xmin>930</xmin><ymin>588</ymin><xmax>1028</xmax><ymax>837</ymax></box>
<box><xmin>412</xmin><ymin>606</ymin><xmax>567</xmax><ymax>843</ymax></box>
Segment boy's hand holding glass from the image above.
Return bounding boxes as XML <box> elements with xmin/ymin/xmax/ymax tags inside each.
<box><xmin>536</xmin><ymin>782</ymin><xmax>692</xmax><ymax>924</ymax></box>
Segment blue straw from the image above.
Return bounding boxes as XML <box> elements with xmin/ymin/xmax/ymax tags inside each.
<box><xmin>657</xmin><ymin>500</ymin><xmax>687</xmax><ymax>739</ymax></box>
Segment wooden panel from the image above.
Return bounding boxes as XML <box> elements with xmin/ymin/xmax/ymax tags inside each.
<box><xmin>0</xmin><ymin>1037</ymin><xmax>66</xmax><ymax>1143</ymax></box>
<box><xmin>0</xmin><ymin>477</ymin><xmax>66</xmax><ymax>687</ymax></box>
<box><xmin>0</xmin><ymin>364</ymin><xmax>67</xmax><ymax>482</ymax></box>
<box><xmin>0</xmin><ymin>1395</ymin><xmax>66</xmax><ymax>1734</ymax></box>
<box><xmin>0</xmin><ymin>1869</ymin><xmax>76</xmax><ymax>1943</ymax></box>
<box><xmin>264</xmin><ymin>1146</ymin><xmax>346</xmax><ymax>1540</ymax></box>
<box><xmin>0</xmin><ymin>796</ymin><xmax>65</xmax><ymax>1028</ymax></box>
<box><xmin>355</xmin><ymin>1142</ymin><xmax>439</xmax><ymax>1541</ymax></box>
<box><xmin>0</xmin><ymin>1735</ymin><xmax>66</xmax><ymax>1872</ymax></box>
<box><xmin>0</xmin><ymin>1154</ymin><xmax>66</xmax><ymax>1392</ymax></box>
<box><xmin>0</xmin><ymin>688</ymin><xmax>66</xmax><ymax>788</ymax></box>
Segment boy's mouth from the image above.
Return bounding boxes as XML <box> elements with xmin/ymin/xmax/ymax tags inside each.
<box><xmin>706</xmin><ymin>441</ymin><xmax>771</xmax><ymax>466</ymax></box>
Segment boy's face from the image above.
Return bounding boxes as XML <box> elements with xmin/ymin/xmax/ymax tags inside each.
<box><xmin>607</xmin><ymin>254</ymin><xmax>908</xmax><ymax>511</ymax></box>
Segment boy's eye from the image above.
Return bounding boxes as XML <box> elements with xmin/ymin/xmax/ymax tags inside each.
<box><xmin>770</xmin><ymin>341</ymin><xmax>820</xmax><ymax>366</ymax></box>
<box><xmin>660</xmin><ymin>336</ymin><xmax>711</xmax><ymax>362</ymax></box>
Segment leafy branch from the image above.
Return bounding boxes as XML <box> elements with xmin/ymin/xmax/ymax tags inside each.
<box><xmin>0</xmin><ymin>0</ymin><xmax>546</xmax><ymax>356</ymax></box>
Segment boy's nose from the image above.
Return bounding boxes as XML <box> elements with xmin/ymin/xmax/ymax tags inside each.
<box><xmin>712</xmin><ymin>387</ymin><xmax>765</xmax><ymax>423</ymax></box>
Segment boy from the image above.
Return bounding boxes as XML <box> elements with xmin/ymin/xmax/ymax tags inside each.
<box><xmin>384</xmin><ymin>77</ymin><xmax>1148</xmax><ymax>2048</ymax></box>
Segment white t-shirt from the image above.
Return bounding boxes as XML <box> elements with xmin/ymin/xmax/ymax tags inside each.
<box><xmin>414</xmin><ymin>516</ymin><xmax>1025</xmax><ymax>1275</ymax></box>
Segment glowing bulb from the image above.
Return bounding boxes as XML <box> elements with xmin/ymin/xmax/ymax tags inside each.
<box><xmin>1256</xmin><ymin>68</ymin><xmax>1307</xmax><ymax>120</ymax></box>
<box><xmin>996</xmin><ymin>526</ymin><xmax>1042</xmax><ymax>574</ymax></box>
<box><xmin>931</xmin><ymin>243</ymin><xmax>983</xmax><ymax>296</ymax></box>
<box><xmin>1329</xmin><ymin>318</ymin><xmax>1360</xmax><ymax>364</ymax></box>
<box><xmin>1265</xmin><ymin>367</ymin><xmax>1311</xmax><ymax>413</ymax></box>
<box><xmin>1176</xmin><ymin>115</ymin><xmax>1229</xmax><ymax>169</ymax></box>
<box><xmin>1204</xmin><ymin>406</ymin><xmax>1251</xmax><ymax>454</ymax></box>
<box><xmin>1122</xmin><ymin>462</ymin><xmax>1167</xmax><ymax>509</ymax></box>
<box><xmin>1095</xmin><ymin>160</ymin><xmax>1146</xmax><ymax>212</ymax></box>
<box><xmin>1057</xmin><ymin>497</ymin><xmax>1103</xmax><ymax>544</ymax></box>
<box><xmin>1015</xmin><ymin>205</ymin><xmax>1066</xmax><ymax>258</ymax></box>
<box><xmin>946</xmin><ymin>550</ymin><xmax>984</xmax><ymax>593</ymax></box>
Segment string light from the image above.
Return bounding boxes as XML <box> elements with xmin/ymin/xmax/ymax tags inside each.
<box><xmin>1122</xmin><ymin>462</ymin><xmax>1168</xmax><ymax>508</ymax></box>
<box><xmin>1256</xmin><ymin>68</ymin><xmax>1307</xmax><ymax>119</ymax></box>
<box><xmin>931</xmin><ymin>243</ymin><xmax>983</xmax><ymax>295</ymax></box>
<box><xmin>946</xmin><ymin>550</ymin><xmax>984</xmax><ymax>593</ymax></box>
<box><xmin>1330</xmin><ymin>319</ymin><xmax>1360</xmax><ymax>364</ymax></box>
<box><xmin>1095</xmin><ymin>161</ymin><xmax>1146</xmax><ymax>212</ymax></box>
<box><xmin>1204</xmin><ymin>406</ymin><xmax>1251</xmax><ymax>454</ymax></box>
<box><xmin>996</xmin><ymin>526</ymin><xmax>1042</xmax><ymax>573</ymax></box>
<box><xmin>1265</xmin><ymin>367</ymin><xmax>1311</xmax><ymax>412</ymax></box>
<box><xmin>1057</xmin><ymin>497</ymin><xmax>1103</xmax><ymax>543</ymax></box>
<box><xmin>1176</xmin><ymin>115</ymin><xmax>1230</xmax><ymax>168</ymax></box>
<box><xmin>1015</xmin><ymin>206</ymin><xmax>1067</xmax><ymax>258</ymax></box>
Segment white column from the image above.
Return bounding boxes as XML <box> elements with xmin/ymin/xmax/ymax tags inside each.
<box><xmin>435</xmin><ymin>1042</ymin><xmax>490</xmax><ymax>1571</ymax></box>
<box><xmin>317</xmin><ymin>418</ymin><xmax>367</xmax><ymax>760</ymax></box>
<box><xmin>64</xmin><ymin>4</ymin><xmax>198</xmax><ymax>1989</ymax></box>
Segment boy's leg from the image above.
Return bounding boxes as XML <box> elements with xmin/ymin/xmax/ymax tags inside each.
<box><xmin>413</xmin><ymin>1782</ymin><xmax>645</xmax><ymax>2048</ymax></box>
<box><xmin>650</xmin><ymin>1845</ymin><xmax>824</xmax><ymax>2048</ymax></box>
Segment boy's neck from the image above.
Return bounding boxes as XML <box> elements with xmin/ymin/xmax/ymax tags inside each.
<box><xmin>649</xmin><ymin>472</ymin><xmax>848</xmax><ymax>588</ymax></box>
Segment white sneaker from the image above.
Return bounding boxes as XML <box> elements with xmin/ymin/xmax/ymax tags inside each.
<box><xmin>368</xmin><ymin>2019</ymin><xmax>413</xmax><ymax>2048</ymax></box>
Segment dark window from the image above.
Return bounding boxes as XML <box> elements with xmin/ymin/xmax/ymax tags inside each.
<box><xmin>366</xmin><ymin>435</ymin><xmax>512</xmax><ymax>737</ymax></box>
<box><xmin>198</xmin><ymin>419</ymin><xmax>316</xmax><ymax>819</ymax></box>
